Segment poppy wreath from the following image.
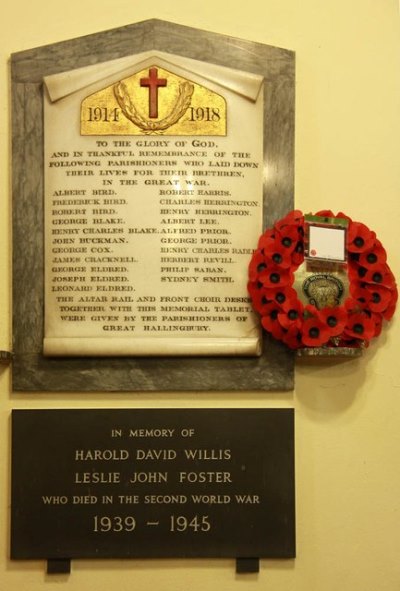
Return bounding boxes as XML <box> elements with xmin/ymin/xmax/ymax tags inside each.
<box><xmin>247</xmin><ymin>210</ymin><xmax>398</xmax><ymax>350</ymax></box>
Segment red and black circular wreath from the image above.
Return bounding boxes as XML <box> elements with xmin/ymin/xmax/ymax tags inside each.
<box><xmin>248</xmin><ymin>210</ymin><xmax>397</xmax><ymax>350</ymax></box>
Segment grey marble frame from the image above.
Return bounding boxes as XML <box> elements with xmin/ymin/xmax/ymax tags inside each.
<box><xmin>11</xmin><ymin>19</ymin><xmax>295</xmax><ymax>392</ymax></box>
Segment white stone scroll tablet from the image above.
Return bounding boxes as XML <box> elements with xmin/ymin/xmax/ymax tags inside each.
<box><xmin>43</xmin><ymin>51</ymin><xmax>264</xmax><ymax>356</ymax></box>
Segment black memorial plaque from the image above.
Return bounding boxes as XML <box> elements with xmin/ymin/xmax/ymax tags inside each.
<box><xmin>11</xmin><ymin>409</ymin><xmax>295</xmax><ymax>566</ymax></box>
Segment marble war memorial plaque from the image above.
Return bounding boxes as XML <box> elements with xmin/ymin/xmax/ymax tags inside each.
<box><xmin>11</xmin><ymin>20</ymin><xmax>295</xmax><ymax>391</ymax></box>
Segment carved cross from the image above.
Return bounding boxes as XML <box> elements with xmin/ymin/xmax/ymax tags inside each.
<box><xmin>140</xmin><ymin>67</ymin><xmax>167</xmax><ymax>118</ymax></box>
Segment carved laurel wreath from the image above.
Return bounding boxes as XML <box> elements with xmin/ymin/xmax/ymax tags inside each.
<box><xmin>113</xmin><ymin>80</ymin><xmax>194</xmax><ymax>134</ymax></box>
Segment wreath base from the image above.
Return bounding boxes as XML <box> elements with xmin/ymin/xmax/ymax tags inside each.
<box><xmin>296</xmin><ymin>345</ymin><xmax>364</xmax><ymax>359</ymax></box>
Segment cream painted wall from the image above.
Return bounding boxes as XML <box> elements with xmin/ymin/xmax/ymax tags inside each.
<box><xmin>1</xmin><ymin>1</ymin><xmax>400</xmax><ymax>590</ymax></box>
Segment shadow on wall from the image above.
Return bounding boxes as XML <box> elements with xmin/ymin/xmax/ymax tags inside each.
<box><xmin>294</xmin><ymin>332</ymin><xmax>384</xmax><ymax>419</ymax></box>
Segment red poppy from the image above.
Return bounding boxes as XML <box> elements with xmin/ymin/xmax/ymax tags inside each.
<box><xmin>266</xmin><ymin>233</ymin><xmax>303</xmax><ymax>265</ymax></box>
<box><xmin>344</xmin><ymin>297</ymin><xmax>363</xmax><ymax>315</ymax></box>
<box><xmin>361</xmin><ymin>264</ymin><xmax>396</xmax><ymax>290</ymax></box>
<box><xmin>382</xmin><ymin>286</ymin><xmax>398</xmax><ymax>321</ymax></box>
<box><xmin>344</xmin><ymin>312</ymin><xmax>376</xmax><ymax>340</ymax></box>
<box><xmin>247</xmin><ymin>281</ymin><xmax>270</xmax><ymax>315</ymax></box>
<box><xmin>274</xmin><ymin>210</ymin><xmax>304</xmax><ymax>231</ymax></box>
<box><xmin>301</xmin><ymin>317</ymin><xmax>330</xmax><ymax>347</ymax></box>
<box><xmin>257</xmin><ymin>228</ymin><xmax>276</xmax><ymax>250</ymax></box>
<box><xmin>248</xmin><ymin>250</ymin><xmax>268</xmax><ymax>282</ymax></box>
<box><xmin>347</xmin><ymin>221</ymin><xmax>376</xmax><ymax>253</ymax></box>
<box><xmin>268</xmin><ymin>286</ymin><xmax>298</xmax><ymax>306</ymax></box>
<box><xmin>383</xmin><ymin>300</ymin><xmax>397</xmax><ymax>321</ymax></box>
<box><xmin>315</xmin><ymin>209</ymin><xmax>335</xmax><ymax>219</ymax></box>
<box><xmin>291</xmin><ymin>241</ymin><xmax>305</xmax><ymax>267</ymax></box>
<box><xmin>261</xmin><ymin>303</ymin><xmax>286</xmax><ymax>340</ymax></box>
<box><xmin>278</xmin><ymin>298</ymin><xmax>304</xmax><ymax>330</ymax></box>
<box><xmin>351</xmin><ymin>284</ymin><xmax>393</xmax><ymax>314</ymax></box>
<box><xmin>336</xmin><ymin>211</ymin><xmax>353</xmax><ymax>223</ymax></box>
<box><xmin>304</xmin><ymin>303</ymin><xmax>319</xmax><ymax>317</ymax></box>
<box><xmin>282</xmin><ymin>325</ymin><xmax>303</xmax><ymax>349</ymax></box>
<box><xmin>359</xmin><ymin>240</ymin><xmax>387</xmax><ymax>268</ymax></box>
<box><xmin>259</xmin><ymin>265</ymin><xmax>294</xmax><ymax>288</ymax></box>
<box><xmin>275</xmin><ymin>225</ymin><xmax>299</xmax><ymax>254</ymax></box>
<box><xmin>315</xmin><ymin>306</ymin><xmax>347</xmax><ymax>337</ymax></box>
<box><xmin>369</xmin><ymin>312</ymin><xmax>383</xmax><ymax>337</ymax></box>
<box><xmin>348</xmin><ymin>261</ymin><xmax>368</xmax><ymax>284</ymax></box>
<box><xmin>264</xmin><ymin>244</ymin><xmax>293</xmax><ymax>268</ymax></box>
<box><xmin>247</xmin><ymin>280</ymin><xmax>259</xmax><ymax>302</ymax></box>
